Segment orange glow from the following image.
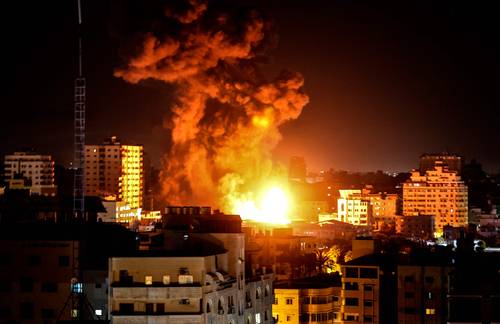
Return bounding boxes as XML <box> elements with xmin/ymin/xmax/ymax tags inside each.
<box><xmin>231</xmin><ymin>185</ymin><xmax>292</xmax><ymax>224</ymax></box>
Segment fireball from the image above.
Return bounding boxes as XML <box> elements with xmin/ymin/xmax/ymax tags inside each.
<box><xmin>233</xmin><ymin>185</ymin><xmax>291</xmax><ymax>224</ymax></box>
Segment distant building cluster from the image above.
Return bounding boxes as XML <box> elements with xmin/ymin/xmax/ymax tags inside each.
<box><xmin>1</xmin><ymin>148</ymin><xmax>499</xmax><ymax>323</ymax></box>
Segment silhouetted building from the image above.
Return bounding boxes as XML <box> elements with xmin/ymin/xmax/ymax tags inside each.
<box><xmin>419</xmin><ymin>153</ymin><xmax>463</xmax><ymax>174</ymax></box>
<box><xmin>0</xmin><ymin>223</ymin><xmax>137</xmax><ymax>322</ymax></box>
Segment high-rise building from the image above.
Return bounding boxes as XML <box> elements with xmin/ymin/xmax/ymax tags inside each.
<box><xmin>419</xmin><ymin>153</ymin><xmax>463</xmax><ymax>174</ymax></box>
<box><xmin>3</xmin><ymin>151</ymin><xmax>56</xmax><ymax>196</ymax></box>
<box><xmin>403</xmin><ymin>162</ymin><xmax>468</xmax><ymax>233</ymax></box>
<box><xmin>85</xmin><ymin>136</ymin><xmax>144</xmax><ymax>209</ymax></box>
<box><xmin>337</xmin><ymin>190</ymin><xmax>371</xmax><ymax>226</ymax></box>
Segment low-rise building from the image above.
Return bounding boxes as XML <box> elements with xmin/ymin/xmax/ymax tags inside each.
<box><xmin>396</xmin><ymin>214</ymin><xmax>435</xmax><ymax>240</ymax></box>
<box><xmin>273</xmin><ymin>276</ymin><xmax>341</xmax><ymax>323</ymax></box>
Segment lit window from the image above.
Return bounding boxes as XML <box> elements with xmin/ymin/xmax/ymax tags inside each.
<box><xmin>256</xmin><ymin>313</ymin><xmax>261</xmax><ymax>323</ymax></box>
<box><xmin>426</xmin><ymin>308</ymin><xmax>435</xmax><ymax>315</ymax></box>
<box><xmin>95</xmin><ymin>309</ymin><xmax>102</xmax><ymax>316</ymax></box>
<box><xmin>163</xmin><ymin>275</ymin><xmax>170</xmax><ymax>285</ymax></box>
<box><xmin>145</xmin><ymin>276</ymin><xmax>153</xmax><ymax>285</ymax></box>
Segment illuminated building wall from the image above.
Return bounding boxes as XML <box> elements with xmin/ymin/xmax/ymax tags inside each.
<box><xmin>340</xmin><ymin>264</ymin><xmax>380</xmax><ymax>324</ymax></box>
<box><xmin>85</xmin><ymin>137</ymin><xmax>144</xmax><ymax>209</ymax></box>
<box><xmin>273</xmin><ymin>284</ymin><xmax>341</xmax><ymax>323</ymax></box>
<box><xmin>3</xmin><ymin>151</ymin><xmax>56</xmax><ymax>195</ymax></box>
<box><xmin>403</xmin><ymin>162</ymin><xmax>468</xmax><ymax>233</ymax></box>
<box><xmin>337</xmin><ymin>190</ymin><xmax>371</xmax><ymax>226</ymax></box>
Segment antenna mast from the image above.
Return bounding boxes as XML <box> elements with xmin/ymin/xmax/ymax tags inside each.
<box><xmin>73</xmin><ymin>0</ymin><xmax>85</xmax><ymax>221</ymax></box>
<box><xmin>71</xmin><ymin>1</ymin><xmax>85</xmax><ymax>318</ymax></box>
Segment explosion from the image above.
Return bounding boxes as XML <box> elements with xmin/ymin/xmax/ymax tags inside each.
<box><xmin>114</xmin><ymin>0</ymin><xmax>308</xmax><ymax>223</ymax></box>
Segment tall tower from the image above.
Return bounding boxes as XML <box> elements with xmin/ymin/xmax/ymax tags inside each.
<box><xmin>73</xmin><ymin>0</ymin><xmax>85</xmax><ymax>220</ymax></box>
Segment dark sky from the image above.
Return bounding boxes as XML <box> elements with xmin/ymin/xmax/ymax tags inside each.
<box><xmin>2</xmin><ymin>0</ymin><xmax>500</xmax><ymax>172</ymax></box>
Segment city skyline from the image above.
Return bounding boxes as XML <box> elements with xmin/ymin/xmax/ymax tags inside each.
<box><xmin>2</xmin><ymin>0</ymin><xmax>500</xmax><ymax>173</ymax></box>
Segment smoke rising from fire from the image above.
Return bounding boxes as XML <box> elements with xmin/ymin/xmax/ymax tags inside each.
<box><xmin>115</xmin><ymin>0</ymin><xmax>309</xmax><ymax>214</ymax></box>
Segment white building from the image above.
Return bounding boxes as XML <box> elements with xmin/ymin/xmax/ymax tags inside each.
<box><xmin>337</xmin><ymin>190</ymin><xmax>371</xmax><ymax>226</ymax></box>
<box><xmin>109</xmin><ymin>213</ymin><xmax>274</xmax><ymax>324</ymax></box>
<box><xmin>3</xmin><ymin>151</ymin><xmax>56</xmax><ymax>195</ymax></box>
<box><xmin>403</xmin><ymin>162</ymin><xmax>468</xmax><ymax>233</ymax></box>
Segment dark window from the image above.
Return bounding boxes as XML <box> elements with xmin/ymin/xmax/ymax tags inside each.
<box><xmin>345</xmin><ymin>298</ymin><xmax>359</xmax><ymax>306</ymax></box>
<box><xmin>59</xmin><ymin>255</ymin><xmax>70</xmax><ymax>267</ymax></box>
<box><xmin>405</xmin><ymin>307</ymin><xmax>416</xmax><ymax>314</ymax></box>
<box><xmin>360</xmin><ymin>268</ymin><xmax>378</xmax><ymax>279</ymax></box>
<box><xmin>119</xmin><ymin>303</ymin><xmax>134</xmax><ymax>314</ymax></box>
<box><xmin>344</xmin><ymin>282</ymin><xmax>359</xmax><ymax>290</ymax></box>
<box><xmin>364</xmin><ymin>300</ymin><xmax>373</xmax><ymax>307</ymax></box>
<box><xmin>364</xmin><ymin>315</ymin><xmax>373</xmax><ymax>322</ymax></box>
<box><xmin>345</xmin><ymin>314</ymin><xmax>358</xmax><ymax>321</ymax></box>
<box><xmin>20</xmin><ymin>277</ymin><xmax>34</xmax><ymax>292</ymax></box>
<box><xmin>145</xmin><ymin>303</ymin><xmax>154</xmax><ymax>314</ymax></box>
<box><xmin>0</xmin><ymin>280</ymin><xmax>11</xmax><ymax>292</ymax></box>
<box><xmin>41</xmin><ymin>308</ymin><xmax>55</xmax><ymax>319</ymax></box>
<box><xmin>404</xmin><ymin>276</ymin><xmax>415</xmax><ymax>283</ymax></box>
<box><xmin>404</xmin><ymin>292</ymin><xmax>415</xmax><ymax>299</ymax></box>
<box><xmin>41</xmin><ymin>282</ymin><xmax>58</xmax><ymax>293</ymax></box>
<box><xmin>364</xmin><ymin>285</ymin><xmax>373</xmax><ymax>291</ymax></box>
<box><xmin>27</xmin><ymin>255</ymin><xmax>41</xmax><ymax>266</ymax></box>
<box><xmin>156</xmin><ymin>303</ymin><xmax>165</xmax><ymax>314</ymax></box>
<box><xmin>425</xmin><ymin>276</ymin><xmax>434</xmax><ymax>284</ymax></box>
<box><xmin>345</xmin><ymin>267</ymin><xmax>359</xmax><ymax>278</ymax></box>
<box><xmin>95</xmin><ymin>283</ymin><xmax>102</xmax><ymax>289</ymax></box>
<box><xmin>20</xmin><ymin>302</ymin><xmax>34</xmax><ymax>319</ymax></box>
<box><xmin>300</xmin><ymin>313</ymin><xmax>309</xmax><ymax>321</ymax></box>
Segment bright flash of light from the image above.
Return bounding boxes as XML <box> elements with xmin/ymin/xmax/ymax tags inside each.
<box><xmin>234</xmin><ymin>186</ymin><xmax>291</xmax><ymax>224</ymax></box>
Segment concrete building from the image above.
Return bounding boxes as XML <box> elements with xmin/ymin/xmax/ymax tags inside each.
<box><xmin>419</xmin><ymin>153</ymin><xmax>463</xmax><ymax>174</ymax></box>
<box><xmin>3</xmin><ymin>151</ymin><xmax>56</xmax><ymax>196</ymax></box>
<box><xmin>396</xmin><ymin>215</ymin><xmax>435</xmax><ymax>240</ymax></box>
<box><xmin>109</xmin><ymin>210</ymin><xmax>274</xmax><ymax>324</ymax></box>
<box><xmin>337</xmin><ymin>190</ymin><xmax>371</xmax><ymax>226</ymax></box>
<box><xmin>366</xmin><ymin>192</ymin><xmax>397</xmax><ymax>219</ymax></box>
<box><xmin>340</xmin><ymin>258</ymin><xmax>381</xmax><ymax>323</ymax></box>
<box><xmin>397</xmin><ymin>263</ymin><xmax>451</xmax><ymax>324</ymax></box>
<box><xmin>0</xmin><ymin>223</ymin><xmax>136</xmax><ymax>323</ymax></box>
<box><xmin>403</xmin><ymin>162</ymin><xmax>468</xmax><ymax>234</ymax></box>
<box><xmin>85</xmin><ymin>136</ymin><xmax>144</xmax><ymax>209</ymax></box>
<box><xmin>273</xmin><ymin>276</ymin><xmax>342</xmax><ymax>323</ymax></box>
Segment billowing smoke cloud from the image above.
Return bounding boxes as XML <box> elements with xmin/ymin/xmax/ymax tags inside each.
<box><xmin>115</xmin><ymin>0</ymin><xmax>309</xmax><ymax>211</ymax></box>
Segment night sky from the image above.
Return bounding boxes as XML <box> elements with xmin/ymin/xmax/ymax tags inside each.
<box><xmin>3</xmin><ymin>0</ymin><xmax>500</xmax><ymax>172</ymax></box>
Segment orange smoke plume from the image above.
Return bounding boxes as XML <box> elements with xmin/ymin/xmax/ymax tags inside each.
<box><xmin>115</xmin><ymin>0</ymin><xmax>309</xmax><ymax>216</ymax></box>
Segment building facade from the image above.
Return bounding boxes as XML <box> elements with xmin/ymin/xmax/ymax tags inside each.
<box><xmin>337</xmin><ymin>190</ymin><xmax>371</xmax><ymax>226</ymax></box>
<box><xmin>273</xmin><ymin>278</ymin><xmax>341</xmax><ymax>324</ymax></box>
<box><xmin>419</xmin><ymin>153</ymin><xmax>463</xmax><ymax>174</ymax></box>
<box><xmin>85</xmin><ymin>136</ymin><xmax>144</xmax><ymax>209</ymax></box>
<box><xmin>3</xmin><ymin>151</ymin><xmax>56</xmax><ymax>195</ymax></box>
<box><xmin>403</xmin><ymin>162</ymin><xmax>468</xmax><ymax>233</ymax></box>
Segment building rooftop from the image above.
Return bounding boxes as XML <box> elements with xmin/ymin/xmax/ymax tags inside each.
<box><xmin>275</xmin><ymin>274</ymin><xmax>341</xmax><ymax>289</ymax></box>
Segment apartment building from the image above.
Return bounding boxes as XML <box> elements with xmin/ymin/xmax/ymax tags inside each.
<box><xmin>85</xmin><ymin>136</ymin><xmax>144</xmax><ymax>209</ymax></box>
<box><xmin>3</xmin><ymin>151</ymin><xmax>56</xmax><ymax>195</ymax></box>
<box><xmin>273</xmin><ymin>276</ymin><xmax>341</xmax><ymax>323</ymax></box>
<box><xmin>403</xmin><ymin>162</ymin><xmax>468</xmax><ymax>233</ymax></box>
<box><xmin>110</xmin><ymin>210</ymin><xmax>274</xmax><ymax>323</ymax></box>
<box><xmin>337</xmin><ymin>190</ymin><xmax>371</xmax><ymax>226</ymax></box>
